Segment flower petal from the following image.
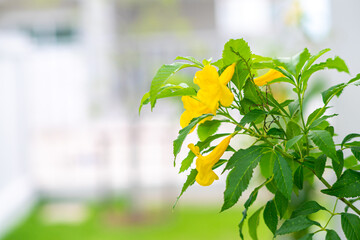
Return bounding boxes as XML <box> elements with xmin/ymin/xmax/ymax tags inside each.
<box><xmin>193</xmin><ymin>65</ymin><xmax>219</xmax><ymax>88</ymax></box>
<box><xmin>219</xmin><ymin>86</ymin><xmax>234</xmax><ymax>107</ymax></box>
<box><xmin>219</xmin><ymin>63</ymin><xmax>236</xmax><ymax>85</ymax></box>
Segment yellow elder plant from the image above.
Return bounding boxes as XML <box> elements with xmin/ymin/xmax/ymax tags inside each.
<box><xmin>139</xmin><ymin>38</ymin><xmax>360</xmax><ymax>239</ymax></box>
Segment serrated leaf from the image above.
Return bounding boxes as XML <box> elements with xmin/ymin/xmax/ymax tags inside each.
<box><xmin>309</xmin><ymin>130</ymin><xmax>338</xmax><ymax>163</ymax></box>
<box><xmin>222</xmin><ymin>38</ymin><xmax>252</xmax><ymax>66</ymax></box>
<box><xmin>296</xmin><ymin>48</ymin><xmax>311</xmax><ymax>76</ymax></box>
<box><xmin>342</xmin><ymin>133</ymin><xmax>360</xmax><ymax>149</ymax></box>
<box><xmin>291</xmin><ymin>201</ymin><xmax>327</xmax><ymax>218</ymax></box>
<box><xmin>150</xmin><ymin>63</ymin><xmax>196</xmax><ymax>108</ymax></box>
<box><xmin>314</xmin><ymin>154</ymin><xmax>327</xmax><ymax>178</ymax></box>
<box><xmin>322</xmin><ymin>169</ymin><xmax>360</xmax><ymax>198</ymax></box>
<box><xmin>248</xmin><ymin>207</ymin><xmax>263</xmax><ymax>240</ymax></box>
<box><xmin>322</xmin><ymin>83</ymin><xmax>346</xmax><ymax>105</ymax></box>
<box><xmin>173</xmin><ymin>169</ymin><xmax>197</xmax><ymax>209</ymax></box>
<box><xmin>238</xmin><ymin>181</ymin><xmax>265</xmax><ymax>239</ymax></box>
<box><xmin>264</xmin><ymin>200</ymin><xmax>278</xmax><ymax>235</ymax></box>
<box><xmin>274</xmin><ymin>191</ymin><xmax>288</xmax><ymax>219</ymax></box>
<box><xmin>303</xmin><ymin>56</ymin><xmax>349</xmax><ymax>82</ymax></box>
<box><xmin>240</xmin><ymin>109</ymin><xmax>267</xmax><ymax>126</ymax></box>
<box><xmin>222</xmin><ymin>39</ymin><xmax>252</xmax><ymax>90</ymax></box>
<box><xmin>286</xmin><ymin>135</ymin><xmax>303</xmax><ymax>150</ymax></box>
<box><xmin>303</xmin><ymin>48</ymin><xmax>331</xmax><ymax>71</ymax></box>
<box><xmin>286</xmin><ymin>121</ymin><xmax>302</xmax><ymax>140</ymax></box>
<box><xmin>197</xmin><ymin>120</ymin><xmax>221</xmax><ymax>141</ymax></box>
<box><xmin>326</xmin><ymin>229</ymin><xmax>341</xmax><ymax>240</ymax></box>
<box><xmin>341</xmin><ymin>213</ymin><xmax>360</xmax><ymax>240</ymax></box>
<box><xmin>221</xmin><ymin>146</ymin><xmax>266</xmax><ymax>211</ymax></box>
<box><xmin>243</xmin><ymin>80</ymin><xmax>262</xmax><ymax>105</ymax></box>
<box><xmin>294</xmin><ymin>165</ymin><xmax>304</xmax><ymax>190</ymax></box>
<box><xmin>273</xmin><ymin>151</ymin><xmax>293</xmax><ymax>199</ymax></box>
<box><xmin>288</xmin><ymin>100</ymin><xmax>300</xmax><ymax>118</ymax></box>
<box><xmin>175</xmin><ymin>56</ymin><xmax>204</xmax><ymax>67</ymax></box>
<box><xmin>173</xmin><ymin>114</ymin><xmax>213</xmax><ymax>160</ymax></box>
<box><xmin>306</xmin><ymin>107</ymin><xmax>327</xmax><ymax>127</ymax></box>
<box><xmin>276</xmin><ymin>215</ymin><xmax>321</xmax><ymax>235</ymax></box>
<box><xmin>309</xmin><ymin>114</ymin><xmax>338</xmax><ymax>130</ymax></box>
<box><xmin>332</xmin><ymin>150</ymin><xmax>344</xmax><ymax>179</ymax></box>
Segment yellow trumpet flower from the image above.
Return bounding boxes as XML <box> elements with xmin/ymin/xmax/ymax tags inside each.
<box><xmin>188</xmin><ymin>135</ymin><xmax>232</xmax><ymax>186</ymax></box>
<box><xmin>180</xmin><ymin>96</ymin><xmax>213</xmax><ymax>130</ymax></box>
<box><xmin>194</xmin><ymin>63</ymin><xmax>236</xmax><ymax>113</ymax></box>
<box><xmin>254</xmin><ymin>69</ymin><xmax>285</xmax><ymax>86</ymax></box>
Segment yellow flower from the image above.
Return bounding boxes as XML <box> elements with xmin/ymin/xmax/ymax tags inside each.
<box><xmin>180</xmin><ymin>96</ymin><xmax>213</xmax><ymax>130</ymax></box>
<box><xmin>188</xmin><ymin>135</ymin><xmax>232</xmax><ymax>186</ymax></box>
<box><xmin>254</xmin><ymin>69</ymin><xmax>285</xmax><ymax>86</ymax></box>
<box><xmin>194</xmin><ymin>63</ymin><xmax>235</xmax><ymax>113</ymax></box>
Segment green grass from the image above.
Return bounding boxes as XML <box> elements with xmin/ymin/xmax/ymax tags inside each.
<box><xmin>2</xmin><ymin>201</ymin><xmax>272</xmax><ymax>240</ymax></box>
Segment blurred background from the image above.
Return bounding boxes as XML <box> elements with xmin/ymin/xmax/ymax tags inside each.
<box><xmin>0</xmin><ymin>0</ymin><xmax>359</xmax><ymax>239</ymax></box>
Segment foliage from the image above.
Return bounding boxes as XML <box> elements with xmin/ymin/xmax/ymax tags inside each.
<box><xmin>140</xmin><ymin>38</ymin><xmax>360</xmax><ymax>239</ymax></box>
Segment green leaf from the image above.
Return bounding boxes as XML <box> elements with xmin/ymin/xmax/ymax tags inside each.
<box><xmin>266</xmin><ymin>95</ymin><xmax>292</xmax><ymax>117</ymax></box>
<box><xmin>309</xmin><ymin>114</ymin><xmax>338</xmax><ymax>130</ymax></box>
<box><xmin>326</xmin><ymin>229</ymin><xmax>341</xmax><ymax>240</ymax></box>
<box><xmin>139</xmin><ymin>92</ymin><xmax>150</xmax><ymax>114</ymax></box>
<box><xmin>243</xmin><ymin>80</ymin><xmax>262</xmax><ymax>105</ymax></box>
<box><xmin>173</xmin><ymin>114</ymin><xmax>213</xmax><ymax>160</ymax></box>
<box><xmin>267</xmin><ymin>128</ymin><xmax>286</xmax><ymax>138</ymax></box>
<box><xmin>296</xmin><ymin>48</ymin><xmax>311</xmax><ymax>76</ymax></box>
<box><xmin>294</xmin><ymin>165</ymin><xmax>304</xmax><ymax>190</ymax></box>
<box><xmin>197</xmin><ymin>120</ymin><xmax>221</xmax><ymax>142</ymax></box>
<box><xmin>240</xmin><ymin>109</ymin><xmax>267</xmax><ymax>126</ymax></box>
<box><xmin>342</xmin><ymin>133</ymin><xmax>360</xmax><ymax>149</ymax></box>
<box><xmin>322</xmin><ymin>169</ymin><xmax>360</xmax><ymax>198</ymax></box>
<box><xmin>351</xmin><ymin>147</ymin><xmax>360</xmax><ymax>160</ymax></box>
<box><xmin>238</xmin><ymin>181</ymin><xmax>265</xmax><ymax>239</ymax></box>
<box><xmin>291</xmin><ymin>201</ymin><xmax>327</xmax><ymax>218</ymax></box>
<box><xmin>314</xmin><ymin>154</ymin><xmax>327</xmax><ymax>178</ymax></box>
<box><xmin>222</xmin><ymin>146</ymin><xmax>265</xmax><ymax>211</ymax></box>
<box><xmin>260</xmin><ymin>152</ymin><xmax>274</xmax><ymax>178</ymax></box>
<box><xmin>286</xmin><ymin>135</ymin><xmax>303</xmax><ymax>150</ymax></box>
<box><xmin>175</xmin><ymin>56</ymin><xmax>204</xmax><ymax>67</ymax></box>
<box><xmin>266</xmin><ymin>179</ymin><xmax>278</xmax><ymax>194</ymax></box>
<box><xmin>276</xmin><ymin>215</ymin><xmax>321</xmax><ymax>235</ymax></box>
<box><xmin>303</xmin><ymin>56</ymin><xmax>349</xmax><ymax>83</ymax></box>
<box><xmin>348</xmin><ymin>73</ymin><xmax>360</xmax><ymax>84</ymax></box>
<box><xmin>263</xmin><ymin>200</ymin><xmax>278</xmax><ymax>235</ymax></box>
<box><xmin>222</xmin><ymin>38</ymin><xmax>252</xmax><ymax>66</ymax></box>
<box><xmin>341</xmin><ymin>213</ymin><xmax>360</xmax><ymax>240</ymax></box>
<box><xmin>286</xmin><ymin>121</ymin><xmax>302</xmax><ymax>140</ymax></box>
<box><xmin>300</xmin><ymin>233</ymin><xmax>314</xmax><ymax>240</ymax></box>
<box><xmin>273</xmin><ymin>151</ymin><xmax>293</xmax><ymax>199</ymax></box>
<box><xmin>332</xmin><ymin>150</ymin><xmax>344</xmax><ymax>179</ymax></box>
<box><xmin>288</xmin><ymin>100</ymin><xmax>300</xmax><ymax>118</ymax></box>
<box><xmin>306</xmin><ymin>107</ymin><xmax>327</xmax><ymax>127</ymax></box>
<box><xmin>309</xmin><ymin>130</ymin><xmax>338</xmax><ymax>163</ymax></box>
<box><xmin>222</xmin><ymin>39</ymin><xmax>252</xmax><ymax>90</ymax></box>
<box><xmin>248</xmin><ymin>207</ymin><xmax>263</xmax><ymax>240</ymax></box>
<box><xmin>322</xmin><ymin>83</ymin><xmax>346</xmax><ymax>105</ymax></box>
<box><xmin>274</xmin><ymin>191</ymin><xmax>288</xmax><ymax>219</ymax></box>
<box><xmin>173</xmin><ymin>169</ymin><xmax>197</xmax><ymax>209</ymax></box>
<box><xmin>303</xmin><ymin>48</ymin><xmax>330</xmax><ymax>71</ymax></box>
<box><xmin>344</xmin><ymin>155</ymin><xmax>359</xmax><ymax>169</ymax></box>
<box><xmin>150</xmin><ymin>62</ymin><xmax>196</xmax><ymax>108</ymax></box>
